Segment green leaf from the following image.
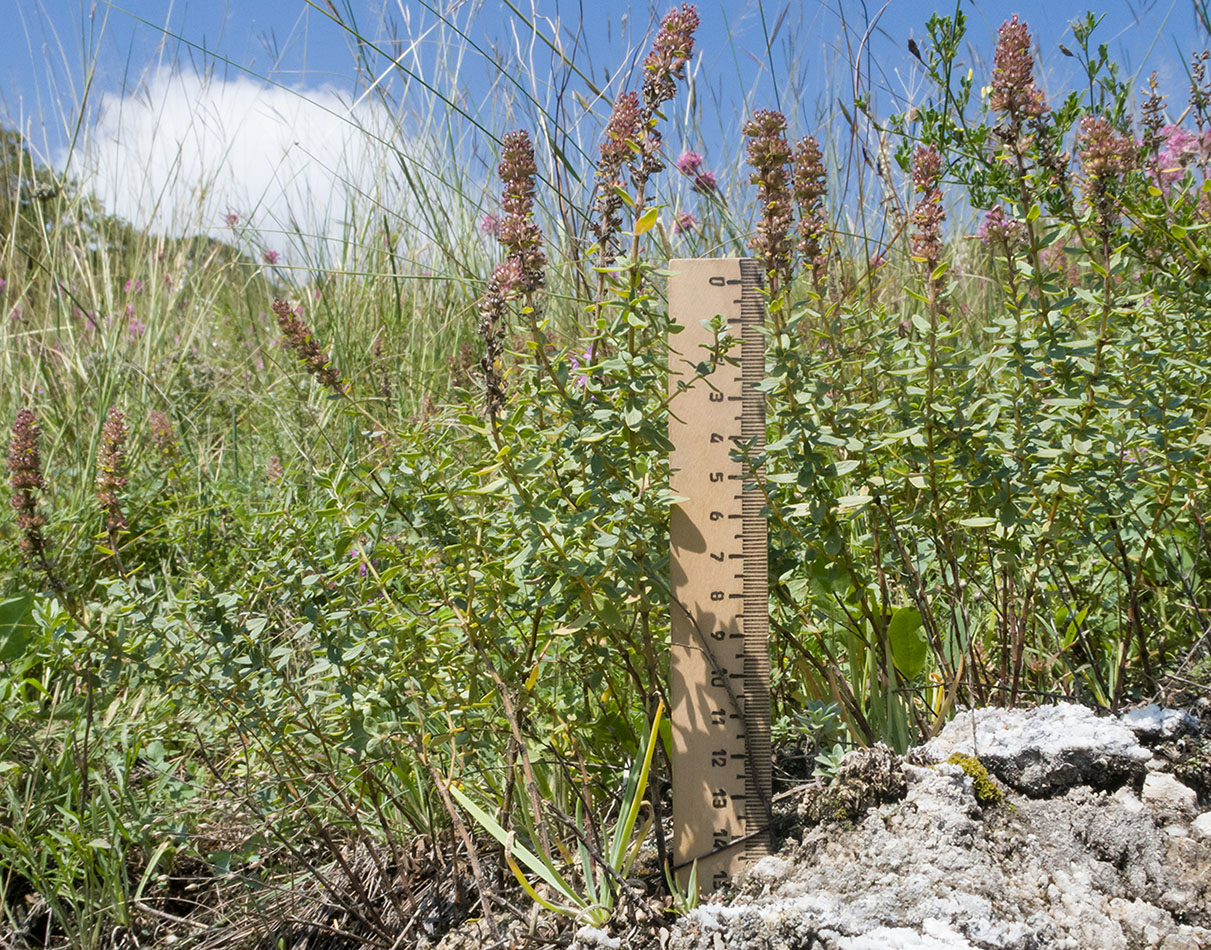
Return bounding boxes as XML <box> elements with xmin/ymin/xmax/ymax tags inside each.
<box><xmin>958</xmin><ymin>516</ymin><xmax>997</xmax><ymax>528</ymax></box>
<box><xmin>635</xmin><ymin>206</ymin><xmax>659</xmax><ymax>234</ymax></box>
<box><xmin>0</xmin><ymin>595</ymin><xmax>36</xmax><ymax>662</ymax></box>
<box><xmin>888</xmin><ymin>606</ymin><xmax>927</xmax><ymax>680</ymax></box>
<box><xmin>449</xmin><ymin>784</ymin><xmax>583</xmax><ymax>907</ymax></box>
<box><xmin>608</xmin><ymin>701</ymin><xmax>663</xmax><ymax>875</ymax></box>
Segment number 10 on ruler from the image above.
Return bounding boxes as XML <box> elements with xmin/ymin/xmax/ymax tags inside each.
<box><xmin>667</xmin><ymin>258</ymin><xmax>772</xmax><ymax>893</ymax></box>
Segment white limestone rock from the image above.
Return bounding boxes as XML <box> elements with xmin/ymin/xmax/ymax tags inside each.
<box><xmin>919</xmin><ymin>703</ymin><xmax>1150</xmax><ymax>796</ymax></box>
<box><xmin>1120</xmin><ymin>704</ymin><xmax>1200</xmax><ymax>741</ymax></box>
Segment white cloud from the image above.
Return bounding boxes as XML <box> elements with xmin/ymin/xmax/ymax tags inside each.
<box><xmin>67</xmin><ymin>67</ymin><xmax>452</xmax><ymax>267</ymax></box>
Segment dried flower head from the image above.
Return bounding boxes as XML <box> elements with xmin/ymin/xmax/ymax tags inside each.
<box><xmin>1141</xmin><ymin>71</ymin><xmax>1164</xmax><ymax>155</ymax></box>
<box><xmin>910</xmin><ymin>145</ymin><xmax>946</xmax><ymax>276</ymax></box>
<box><xmin>990</xmin><ymin>15</ymin><xmax>1047</xmax><ymax>121</ymax></box>
<box><xmin>792</xmin><ymin>135</ymin><xmax>829</xmax><ymax>278</ymax></box>
<box><xmin>1190</xmin><ymin>50</ymin><xmax>1211</xmax><ymax>127</ymax></box>
<box><xmin>641</xmin><ymin>5</ymin><xmax>700</xmax><ymax>118</ymax></box>
<box><xmin>8</xmin><ymin>408</ymin><xmax>54</xmax><ymax>573</ymax></box>
<box><xmin>97</xmin><ymin>407</ymin><xmax>128</xmax><ymax>534</ymax></box>
<box><xmin>272</xmin><ymin>298</ymin><xmax>345</xmax><ymax>395</ymax></box>
<box><xmin>478</xmin><ymin>259</ymin><xmax>524</xmax><ymax>417</ymax></box>
<box><xmin>743</xmin><ymin>109</ymin><xmax>793</xmax><ymax>286</ymax></box>
<box><xmin>267</xmin><ymin>455</ymin><xmax>284</xmax><ymax>483</ymax></box>
<box><xmin>595</xmin><ymin>92</ymin><xmax>642</xmax><ymax>245</ymax></box>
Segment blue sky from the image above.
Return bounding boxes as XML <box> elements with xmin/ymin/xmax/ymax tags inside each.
<box><xmin>4</xmin><ymin>1</ymin><xmax>1200</xmax><ymax>144</ymax></box>
<box><xmin>0</xmin><ymin>1</ymin><xmax>1205</xmax><ymax>261</ymax></box>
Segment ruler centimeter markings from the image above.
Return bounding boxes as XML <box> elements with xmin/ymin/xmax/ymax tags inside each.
<box><xmin>668</xmin><ymin>258</ymin><xmax>771</xmax><ymax>893</ymax></box>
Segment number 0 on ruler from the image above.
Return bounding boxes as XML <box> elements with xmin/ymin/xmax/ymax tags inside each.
<box><xmin>668</xmin><ymin>258</ymin><xmax>772</xmax><ymax>893</ymax></box>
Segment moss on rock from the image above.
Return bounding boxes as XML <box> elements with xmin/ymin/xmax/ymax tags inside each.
<box><xmin>947</xmin><ymin>752</ymin><xmax>1004</xmax><ymax>806</ymax></box>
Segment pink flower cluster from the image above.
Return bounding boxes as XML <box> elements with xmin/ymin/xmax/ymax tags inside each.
<box><xmin>675</xmin><ymin>151</ymin><xmax>718</xmax><ymax>194</ymax></box>
<box><xmin>990</xmin><ymin>15</ymin><xmax>1047</xmax><ymax>121</ymax></box>
<box><xmin>1153</xmin><ymin>124</ymin><xmax>1211</xmax><ymax>188</ymax></box>
<box><xmin>977</xmin><ymin>206</ymin><xmax>1024</xmax><ymax>247</ymax></box>
<box><xmin>673</xmin><ymin>211</ymin><xmax>698</xmax><ymax>234</ymax></box>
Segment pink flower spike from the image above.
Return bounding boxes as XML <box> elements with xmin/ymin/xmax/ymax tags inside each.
<box><xmin>262</xmin><ymin>249</ymin><xmax>279</xmax><ymax>265</ymax></box>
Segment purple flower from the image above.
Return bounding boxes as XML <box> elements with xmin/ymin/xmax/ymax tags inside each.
<box><xmin>567</xmin><ymin>349</ymin><xmax>594</xmax><ymax>389</ymax></box>
<box><xmin>125</xmin><ymin>279</ymin><xmax>143</xmax><ymax>294</ymax></box>
<box><xmin>642</xmin><ymin>5</ymin><xmax>700</xmax><ymax>115</ymax></box>
<box><xmin>262</xmin><ymin>249</ymin><xmax>279</xmax><ymax>265</ymax></box>
<box><xmin>480</xmin><ymin>213</ymin><xmax>501</xmax><ymax>238</ymax></box>
<box><xmin>0</xmin><ymin>278</ymin><xmax>7</xmax><ymax>293</ymax></box>
<box><xmin>127</xmin><ymin>318</ymin><xmax>147</xmax><ymax>340</ymax></box>
<box><xmin>674</xmin><ymin>211</ymin><xmax>698</xmax><ymax>234</ymax></box>
<box><xmin>675</xmin><ymin>150</ymin><xmax>718</xmax><ymax>194</ymax></box>
<box><xmin>692</xmin><ymin>169</ymin><xmax>717</xmax><ymax>194</ymax></box>
<box><xmin>496</xmin><ymin>130</ymin><xmax>546</xmax><ymax>292</ymax></box>
<box><xmin>676</xmin><ymin>151</ymin><xmax>703</xmax><ymax>174</ymax></box>
<box><xmin>977</xmin><ymin>206</ymin><xmax>1025</xmax><ymax>247</ymax></box>
<box><xmin>1153</xmin><ymin>124</ymin><xmax>1207</xmax><ymax>188</ymax></box>
<box><xmin>225</xmin><ymin>212</ymin><xmax>239</xmax><ymax>227</ymax></box>
<box><xmin>990</xmin><ymin>15</ymin><xmax>1047</xmax><ymax>121</ymax></box>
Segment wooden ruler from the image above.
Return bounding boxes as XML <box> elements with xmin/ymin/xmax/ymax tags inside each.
<box><xmin>667</xmin><ymin>258</ymin><xmax>771</xmax><ymax>893</ymax></box>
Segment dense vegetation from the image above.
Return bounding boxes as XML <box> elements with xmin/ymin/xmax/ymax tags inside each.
<box><xmin>1</xmin><ymin>5</ymin><xmax>1209</xmax><ymax>947</ymax></box>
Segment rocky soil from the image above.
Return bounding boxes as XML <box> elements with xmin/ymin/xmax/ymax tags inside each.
<box><xmin>573</xmin><ymin>702</ymin><xmax>1211</xmax><ymax>950</ymax></box>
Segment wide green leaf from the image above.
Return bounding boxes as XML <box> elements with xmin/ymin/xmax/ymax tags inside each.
<box><xmin>887</xmin><ymin>606</ymin><xmax>927</xmax><ymax>681</ymax></box>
